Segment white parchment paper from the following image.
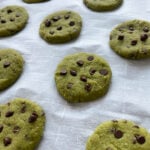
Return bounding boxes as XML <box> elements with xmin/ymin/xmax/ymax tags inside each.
<box><xmin>1</xmin><ymin>0</ymin><xmax>150</xmax><ymax>150</ymax></box>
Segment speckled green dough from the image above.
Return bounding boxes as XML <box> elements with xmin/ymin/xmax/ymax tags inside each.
<box><xmin>23</xmin><ymin>0</ymin><xmax>47</xmax><ymax>3</ymax></box>
<box><xmin>110</xmin><ymin>20</ymin><xmax>150</xmax><ymax>59</ymax></box>
<box><xmin>0</xmin><ymin>6</ymin><xmax>28</xmax><ymax>37</ymax></box>
<box><xmin>39</xmin><ymin>10</ymin><xmax>82</xmax><ymax>44</ymax></box>
<box><xmin>0</xmin><ymin>98</ymin><xmax>45</xmax><ymax>150</ymax></box>
<box><xmin>86</xmin><ymin>120</ymin><xmax>150</xmax><ymax>150</ymax></box>
<box><xmin>55</xmin><ymin>52</ymin><xmax>112</xmax><ymax>102</ymax></box>
<box><xmin>0</xmin><ymin>49</ymin><xmax>24</xmax><ymax>91</ymax></box>
<box><xmin>84</xmin><ymin>0</ymin><xmax>123</xmax><ymax>11</ymax></box>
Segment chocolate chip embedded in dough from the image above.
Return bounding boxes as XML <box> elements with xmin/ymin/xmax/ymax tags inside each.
<box><xmin>60</xmin><ymin>69</ymin><xmax>67</xmax><ymax>75</ymax></box>
<box><xmin>67</xmin><ymin>83</ymin><xmax>73</xmax><ymax>89</ymax></box>
<box><xmin>118</xmin><ymin>35</ymin><xmax>124</xmax><ymax>40</ymax></box>
<box><xmin>76</xmin><ymin>60</ymin><xmax>84</xmax><ymax>66</ymax></box>
<box><xmin>7</xmin><ymin>9</ymin><xmax>12</xmax><ymax>13</ymax></box>
<box><xmin>10</xmin><ymin>18</ymin><xmax>15</xmax><ymax>22</ymax></box>
<box><xmin>87</xmin><ymin>56</ymin><xmax>94</xmax><ymax>61</ymax></box>
<box><xmin>80</xmin><ymin>75</ymin><xmax>87</xmax><ymax>82</ymax></box>
<box><xmin>52</xmin><ymin>16</ymin><xmax>60</xmax><ymax>22</ymax></box>
<box><xmin>64</xmin><ymin>14</ymin><xmax>70</xmax><ymax>20</ymax></box>
<box><xmin>49</xmin><ymin>31</ymin><xmax>54</xmax><ymax>35</ymax></box>
<box><xmin>45</xmin><ymin>20</ymin><xmax>51</xmax><ymax>27</ymax></box>
<box><xmin>21</xmin><ymin>105</ymin><xmax>26</xmax><ymax>113</ymax></box>
<box><xmin>85</xmin><ymin>83</ymin><xmax>92</xmax><ymax>92</ymax></box>
<box><xmin>13</xmin><ymin>126</ymin><xmax>20</xmax><ymax>134</ymax></box>
<box><xmin>143</xmin><ymin>27</ymin><xmax>149</xmax><ymax>32</ymax></box>
<box><xmin>1</xmin><ymin>20</ymin><xmax>6</xmax><ymax>23</ymax></box>
<box><xmin>5</xmin><ymin>111</ymin><xmax>14</xmax><ymax>117</ymax></box>
<box><xmin>136</xmin><ymin>135</ymin><xmax>145</xmax><ymax>144</ymax></box>
<box><xmin>129</xmin><ymin>25</ymin><xmax>134</xmax><ymax>31</ymax></box>
<box><xmin>99</xmin><ymin>69</ymin><xmax>108</xmax><ymax>76</ymax></box>
<box><xmin>131</xmin><ymin>40</ymin><xmax>137</xmax><ymax>46</ymax></box>
<box><xmin>133</xmin><ymin>125</ymin><xmax>139</xmax><ymax>128</ymax></box>
<box><xmin>3</xmin><ymin>137</ymin><xmax>12</xmax><ymax>146</ymax></box>
<box><xmin>0</xmin><ymin>125</ymin><xmax>4</xmax><ymax>133</ymax></box>
<box><xmin>70</xmin><ymin>70</ymin><xmax>77</xmax><ymax>76</ymax></box>
<box><xmin>89</xmin><ymin>68</ymin><xmax>96</xmax><ymax>75</ymax></box>
<box><xmin>114</xmin><ymin>130</ymin><xmax>123</xmax><ymax>139</ymax></box>
<box><xmin>140</xmin><ymin>34</ymin><xmax>148</xmax><ymax>41</ymax></box>
<box><xmin>57</xmin><ymin>26</ymin><xmax>62</xmax><ymax>30</ymax></box>
<box><xmin>3</xmin><ymin>62</ymin><xmax>10</xmax><ymax>68</ymax></box>
<box><xmin>69</xmin><ymin>21</ymin><xmax>75</xmax><ymax>26</ymax></box>
<box><xmin>28</xmin><ymin>112</ymin><xmax>38</xmax><ymax>123</ymax></box>
<box><xmin>16</xmin><ymin>14</ymin><xmax>20</xmax><ymax>17</ymax></box>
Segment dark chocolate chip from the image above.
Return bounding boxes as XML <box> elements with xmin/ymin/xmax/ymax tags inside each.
<box><xmin>80</xmin><ymin>75</ymin><xmax>87</xmax><ymax>82</ymax></box>
<box><xmin>7</xmin><ymin>9</ymin><xmax>12</xmax><ymax>13</ymax></box>
<box><xmin>70</xmin><ymin>70</ymin><xmax>77</xmax><ymax>76</ymax></box>
<box><xmin>112</xmin><ymin>120</ymin><xmax>118</xmax><ymax>123</ymax></box>
<box><xmin>16</xmin><ymin>14</ymin><xmax>20</xmax><ymax>17</ymax></box>
<box><xmin>5</xmin><ymin>111</ymin><xmax>14</xmax><ymax>117</ymax></box>
<box><xmin>49</xmin><ymin>31</ymin><xmax>54</xmax><ymax>35</ymax></box>
<box><xmin>69</xmin><ymin>21</ymin><xmax>75</xmax><ymax>26</ymax></box>
<box><xmin>87</xmin><ymin>56</ymin><xmax>94</xmax><ymax>61</ymax></box>
<box><xmin>114</xmin><ymin>130</ymin><xmax>123</xmax><ymax>139</ymax></box>
<box><xmin>143</xmin><ymin>27</ymin><xmax>149</xmax><ymax>32</ymax></box>
<box><xmin>10</xmin><ymin>18</ymin><xmax>15</xmax><ymax>22</ymax></box>
<box><xmin>0</xmin><ymin>125</ymin><xmax>3</xmax><ymax>133</ymax></box>
<box><xmin>85</xmin><ymin>83</ymin><xmax>92</xmax><ymax>92</ymax></box>
<box><xmin>3</xmin><ymin>62</ymin><xmax>10</xmax><ymax>68</ymax></box>
<box><xmin>131</xmin><ymin>40</ymin><xmax>137</xmax><ymax>46</ymax></box>
<box><xmin>21</xmin><ymin>105</ymin><xmax>26</xmax><ymax>113</ymax></box>
<box><xmin>57</xmin><ymin>26</ymin><xmax>62</xmax><ymax>30</ymax></box>
<box><xmin>3</xmin><ymin>137</ymin><xmax>12</xmax><ymax>146</ymax></box>
<box><xmin>76</xmin><ymin>60</ymin><xmax>84</xmax><ymax>66</ymax></box>
<box><xmin>136</xmin><ymin>136</ymin><xmax>145</xmax><ymax>144</ymax></box>
<box><xmin>64</xmin><ymin>14</ymin><xmax>70</xmax><ymax>19</ymax></box>
<box><xmin>28</xmin><ymin>112</ymin><xmax>38</xmax><ymax>123</ymax></box>
<box><xmin>99</xmin><ymin>69</ymin><xmax>108</xmax><ymax>76</ymax></box>
<box><xmin>129</xmin><ymin>26</ymin><xmax>134</xmax><ymax>31</ymax></box>
<box><xmin>67</xmin><ymin>83</ymin><xmax>73</xmax><ymax>89</ymax></box>
<box><xmin>1</xmin><ymin>20</ymin><xmax>6</xmax><ymax>23</ymax></box>
<box><xmin>118</xmin><ymin>35</ymin><xmax>124</xmax><ymax>40</ymax></box>
<box><xmin>133</xmin><ymin>125</ymin><xmax>139</xmax><ymax>128</ymax></box>
<box><xmin>13</xmin><ymin>126</ymin><xmax>20</xmax><ymax>134</ymax></box>
<box><xmin>140</xmin><ymin>34</ymin><xmax>148</xmax><ymax>41</ymax></box>
<box><xmin>60</xmin><ymin>69</ymin><xmax>67</xmax><ymax>75</ymax></box>
<box><xmin>52</xmin><ymin>16</ymin><xmax>60</xmax><ymax>22</ymax></box>
<box><xmin>45</xmin><ymin>20</ymin><xmax>51</xmax><ymax>27</ymax></box>
<box><xmin>89</xmin><ymin>68</ymin><xmax>96</xmax><ymax>75</ymax></box>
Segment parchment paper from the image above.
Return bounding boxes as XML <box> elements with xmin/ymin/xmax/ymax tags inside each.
<box><xmin>1</xmin><ymin>0</ymin><xmax>150</xmax><ymax>150</ymax></box>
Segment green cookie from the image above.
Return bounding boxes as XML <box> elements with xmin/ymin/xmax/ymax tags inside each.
<box><xmin>110</xmin><ymin>19</ymin><xmax>150</xmax><ymax>59</ymax></box>
<box><xmin>23</xmin><ymin>0</ymin><xmax>48</xmax><ymax>3</ymax></box>
<box><xmin>0</xmin><ymin>98</ymin><xmax>45</xmax><ymax>149</ymax></box>
<box><xmin>0</xmin><ymin>49</ymin><xmax>24</xmax><ymax>91</ymax></box>
<box><xmin>39</xmin><ymin>10</ymin><xmax>82</xmax><ymax>44</ymax></box>
<box><xmin>84</xmin><ymin>0</ymin><xmax>123</xmax><ymax>12</ymax></box>
<box><xmin>86</xmin><ymin>120</ymin><xmax>150</xmax><ymax>150</ymax></box>
<box><xmin>0</xmin><ymin>6</ymin><xmax>28</xmax><ymax>37</ymax></box>
<box><xmin>55</xmin><ymin>52</ymin><xmax>112</xmax><ymax>102</ymax></box>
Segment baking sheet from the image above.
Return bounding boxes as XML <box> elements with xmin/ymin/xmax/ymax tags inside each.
<box><xmin>1</xmin><ymin>0</ymin><xmax>150</xmax><ymax>150</ymax></box>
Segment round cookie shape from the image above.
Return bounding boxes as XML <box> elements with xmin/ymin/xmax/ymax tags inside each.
<box><xmin>0</xmin><ymin>98</ymin><xmax>45</xmax><ymax>149</ymax></box>
<box><xmin>39</xmin><ymin>10</ymin><xmax>82</xmax><ymax>44</ymax></box>
<box><xmin>0</xmin><ymin>49</ymin><xmax>24</xmax><ymax>91</ymax></box>
<box><xmin>23</xmin><ymin>0</ymin><xmax>48</xmax><ymax>3</ymax></box>
<box><xmin>86</xmin><ymin>120</ymin><xmax>150</xmax><ymax>150</ymax></box>
<box><xmin>0</xmin><ymin>6</ymin><xmax>28</xmax><ymax>37</ymax></box>
<box><xmin>110</xmin><ymin>20</ymin><xmax>150</xmax><ymax>59</ymax></box>
<box><xmin>84</xmin><ymin>0</ymin><xmax>123</xmax><ymax>12</ymax></box>
<box><xmin>55</xmin><ymin>52</ymin><xmax>112</xmax><ymax>102</ymax></box>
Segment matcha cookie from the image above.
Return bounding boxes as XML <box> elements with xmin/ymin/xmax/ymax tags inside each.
<box><xmin>110</xmin><ymin>20</ymin><xmax>150</xmax><ymax>59</ymax></box>
<box><xmin>0</xmin><ymin>49</ymin><xmax>24</xmax><ymax>91</ymax></box>
<box><xmin>0</xmin><ymin>6</ymin><xmax>28</xmax><ymax>37</ymax></box>
<box><xmin>39</xmin><ymin>10</ymin><xmax>82</xmax><ymax>44</ymax></box>
<box><xmin>55</xmin><ymin>52</ymin><xmax>112</xmax><ymax>102</ymax></box>
<box><xmin>84</xmin><ymin>0</ymin><xmax>123</xmax><ymax>12</ymax></box>
<box><xmin>86</xmin><ymin>120</ymin><xmax>150</xmax><ymax>150</ymax></box>
<box><xmin>23</xmin><ymin>0</ymin><xmax>47</xmax><ymax>3</ymax></box>
<box><xmin>0</xmin><ymin>98</ymin><xmax>45</xmax><ymax>149</ymax></box>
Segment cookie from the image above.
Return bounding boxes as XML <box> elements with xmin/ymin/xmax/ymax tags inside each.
<box><xmin>110</xmin><ymin>19</ymin><xmax>150</xmax><ymax>59</ymax></box>
<box><xmin>0</xmin><ymin>98</ymin><xmax>45</xmax><ymax>149</ymax></box>
<box><xmin>39</xmin><ymin>10</ymin><xmax>82</xmax><ymax>44</ymax></box>
<box><xmin>86</xmin><ymin>120</ymin><xmax>150</xmax><ymax>150</ymax></box>
<box><xmin>23</xmin><ymin>0</ymin><xmax>47</xmax><ymax>3</ymax></box>
<box><xmin>0</xmin><ymin>49</ymin><xmax>24</xmax><ymax>91</ymax></box>
<box><xmin>84</xmin><ymin>0</ymin><xmax>123</xmax><ymax>12</ymax></box>
<box><xmin>0</xmin><ymin>6</ymin><xmax>28</xmax><ymax>37</ymax></box>
<box><xmin>55</xmin><ymin>52</ymin><xmax>112</xmax><ymax>102</ymax></box>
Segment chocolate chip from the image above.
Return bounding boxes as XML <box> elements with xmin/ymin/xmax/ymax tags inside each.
<box><xmin>129</xmin><ymin>26</ymin><xmax>134</xmax><ymax>31</ymax></box>
<box><xmin>16</xmin><ymin>14</ymin><xmax>20</xmax><ymax>17</ymax></box>
<box><xmin>57</xmin><ymin>26</ymin><xmax>62</xmax><ymax>30</ymax></box>
<box><xmin>45</xmin><ymin>20</ymin><xmax>51</xmax><ymax>27</ymax></box>
<box><xmin>52</xmin><ymin>16</ymin><xmax>60</xmax><ymax>22</ymax></box>
<box><xmin>60</xmin><ymin>69</ymin><xmax>67</xmax><ymax>75</ymax></box>
<box><xmin>10</xmin><ymin>18</ymin><xmax>15</xmax><ymax>22</ymax></box>
<box><xmin>67</xmin><ymin>83</ymin><xmax>73</xmax><ymax>89</ymax></box>
<box><xmin>118</xmin><ymin>35</ymin><xmax>124</xmax><ymax>40</ymax></box>
<box><xmin>112</xmin><ymin>120</ymin><xmax>118</xmax><ymax>123</ymax></box>
<box><xmin>140</xmin><ymin>34</ymin><xmax>148</xmax><ymax>41</ymax></box>
<box><xmin>49</xmin><ymin>31</ymin><xmax>54</xmax><ymax>35</ymax></box>
<box><xmin>13</xmin><ymin>126</ymin><xmax>20</xmax><ymax>134</ymax></box>
<box><xmin>69</xmin><ymin>21</ymin><xmax>75</xmax><ymax>26</ymax></box>
<box><xmin>80</xmin><ymin>75</ymin><xmax>87</xmax><ymax>82</ymax></box>
<box><xmin>1</xmin><ymin>20</ymin><xmax>6</xmax><ymax>23</ymax></box>
<box><xmin>76</xmin><ymin>60</ymin><xmax>84</xmax><ymax>66</ymax></box>
<box><xmin>64</xmin><ymin>14</ymin><xmax>70</xmax><ymax>19</ymax></box>
<box><xmin>5</xmin><ymin>111</ymin><xmax>14</xmax><ymax>117</ymax></box>
<box><xmin>85</xmin><ymin>83</ymin><xmax>92</xmax><ymax>92</ymax></box>
<box><xmin>136</xmin><ymin>135</ymin><xmax>145</xmax><ymax>144</ymax></box>
<box><xmin>133</xmin><ymin>125</ymin><xmax>139</xmax><ymax>128</ymax></box>
<box><xmin>28</xmin><ymin>112</ymin><xmax>38</xmax><ymax>123</ymax></box>
<box><xmin>131</xmin><ymin>40</ymin><xmax>137</xmax><ymax>46</ymax></box>
<box><xmin>7</xmin><ymin>9</ymin><xmax>12</xmax><ymax>13</ymax></box>
<box><xmin>89</xmin><ymin>68</ymin><xmax>96</xmax><ymax>75</ymax></box>
<box><xmin>70</xmin><ymin>70</ymin><xmax>77</xmax><ymax>76</ymax></box>
<box><xmin>3</xmin><ymin>62</ymin><xmax>10</xmax><ymax>68</ymax></box>
<box><xmin>143</xmin><ymin>27</ymin><xmax>149</xmax><ymax>32</ymax></box>
<box><xmin>0</xmin><ymin>125</ymin><xmax>3</xmax><ymax>133</ymax></box>
<box><xmin>114</xmin><ymin>130</ymin><xmax>123</xmax><ymax>139</ymax></box>
<box><xmin>87</xmin><ymin>56</ymin><xmax>94</xmax><ymax>61</ymax></box>
<box><xmin>99</xmin><ymin>69</ymin><xmax>108</xmax><ymax>76</ymax></box>
<box><xmin>21</xmin><ymin>105</ymin><xmax>26</xmax><ymax>113</ymax></box>
<box><xmin>3</xmin><ymin>137</ymin><xmax>12</xmax><ymax>146</ymax></box>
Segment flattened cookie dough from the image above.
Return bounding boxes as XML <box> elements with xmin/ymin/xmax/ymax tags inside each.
<box><xmin>110</xmin><ymin>20</ymin><xmax>150</xmax><ymax>59</ymax></box>
<box><xmin>23</xmin><ymin>0</ymin><xmax>48</xmax><ymax>3</ymax></box>
<box><xmin>0</xmin><ymin>49</ymin><xmax>24</xmax><ymax>91</ymax></box>
<box><xmin>0</xmin><ymin>98</ymin><xmax>45</xmax><ymax>149</ymax></box>
<box><xmin>0</xmin><ymin>5</ymin><xmax>28</xmax><ymax>37</ymax></box>
<box><xmin>39</xmin><ymin>10</ymin><xmax>82</xmax><ymax>44</ymax></box>
<box><xmin>84</xmin><ymin>0</ymin><xmax>123</xmax><ymax>11</ymax></box>
<box><xmin>86</xmin><ymin>120</ymin><xmax>150</xmax><ymax>150</ymax></box>
<box><xmin>55</xmin><ymin>52</ymin><xmax>112</xmax><ymax>102</ymax></box>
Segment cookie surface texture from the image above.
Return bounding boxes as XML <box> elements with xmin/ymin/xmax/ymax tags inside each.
<box><xmin>86</xmin><ymin>120</ymin><xmax>150</xmax><ymax>150</ymax></box>
<box><xmin>0</xmin><ymin>98</ymin><xmax>45</xmax><ymax>150</ymax></box>
<box><xmin>110</xmin><ymin>20</ymin><xmax>150</xmax><ymax>59</ymax></box>
<box><xmin>23</xmin><ymin>0</ymin><xmax>47</xmax><ymax>3</ymax></box>
<box><xmin>0</xmin><ymin>49</ymin><xmax>24</xmax><ymax>91</ymax></box>
<box><xmin>84</xmin><ymin>0</ymin><xmax>123</xmax><ymax>11</ymax></box>
<box><xmin>0</xmin><ymin>5</ymin><xmax>28</xmax><ymax>37</ymax></box>
<box><xmin>39</xmin><ymin>10</ymin><xmax>82</xmax><ymax>44</ymax></box>
<box><xmin>55</xmin><ymin>52</ymin><xmax>112</xmax><ymax>102</ymax></box>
